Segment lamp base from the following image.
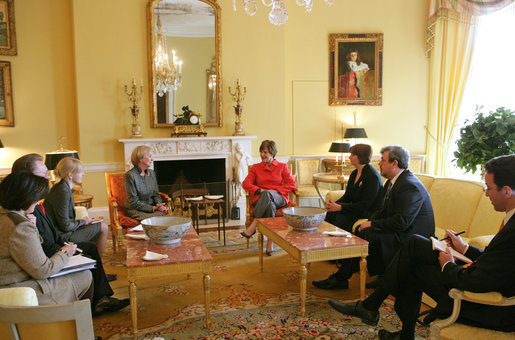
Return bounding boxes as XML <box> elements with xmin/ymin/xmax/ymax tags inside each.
<box><xmin>233</xmin><ymin>121</ymin><xmax>245</xmax><ymax>136</ymax></box>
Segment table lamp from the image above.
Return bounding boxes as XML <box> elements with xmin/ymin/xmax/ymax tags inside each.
<box><xmin>329</xmin><ymin>142</ymin><xmax>351</xmax><ymax>179</ymax></box>
<box><xmin>343</xmin><ymin>127</ymin><xmax>368</xmax><ymax>145</ymax></box>
<box><xmin>45</xmin><ymin>137</ymin><xmax>80</xmax><ymax>183</ymax></box>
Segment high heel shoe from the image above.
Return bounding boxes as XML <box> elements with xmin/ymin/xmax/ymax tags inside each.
<box><xmin>265</xmin><ymin>250</ymin><xmax>274</xmax><ymax>256</ymax></box>
<box><xmin>240</xmin><ymin>231</ymin><xmax>255</xmax><ymax>239</ymax></box>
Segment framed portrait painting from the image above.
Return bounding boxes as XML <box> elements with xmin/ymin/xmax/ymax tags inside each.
<box><xmin>0</xmin><ymin>61</ymin><xmax>14</xmax><ymax>126</ymax></box>
<box><xmin>329</xmin><ymin>33</ymin><xmax>383</xmax><ymax>106</ymax></box>
<box><xmin>0</xmin><ymin>0</ymin><xmax>16</xmax><ymax>56</ymax></box>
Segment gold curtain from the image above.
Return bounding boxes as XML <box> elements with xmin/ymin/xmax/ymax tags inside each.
<box><xmin>425</xmin><ymin>9</ymin><xmax>476</xmax><ymax>176</ymax></box>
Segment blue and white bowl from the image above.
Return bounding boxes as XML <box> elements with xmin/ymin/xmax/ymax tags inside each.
<box><xmin>141</xmin><ymin>216</ymin><xmax>191</xmax><ymax>244</ymax></box>
<box><xmin>282</xmin><ymin>207</ymin><xmax>327</xmax><ymax>231</ymax></box>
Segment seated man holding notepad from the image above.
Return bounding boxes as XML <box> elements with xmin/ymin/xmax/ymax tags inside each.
<box><xmin>328</xmin><ymin>155</ymin><xmax>515</xmax><ymax>340</ymax></box>
<box><xmin>12</xmin><ymin>154</ymin><xmax>129</xmax><ymax>316</ymax></box>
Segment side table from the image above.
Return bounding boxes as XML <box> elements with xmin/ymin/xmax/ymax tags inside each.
<box><xmin>312</xmin><ymin>172</ymin><xmax>348</xmax><ymax>205</ymax></box>
<box><xmin>190</xmin><ymin>198</ymin><xmax>226</xmax><ymax>245</ymax></box>
<box><xmin>73</xmin><ymin>193</ymin><xmax>94</xmax><ymax>209</ymax></box>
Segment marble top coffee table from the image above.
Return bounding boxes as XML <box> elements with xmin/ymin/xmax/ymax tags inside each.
<box><xmin>126</xmin><ymin>226</ymin><xmax>212</xmax><ymax>339</ymax></box>
<box><xmin>256</xmin><ymin>217</ymin><xmax>369</xmax><ymax>316</ymax></box>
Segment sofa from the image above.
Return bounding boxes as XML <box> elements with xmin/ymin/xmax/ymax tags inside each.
<box><xmin>325</xmin><ymin>173</ymin><xmax>504</xmax><ymax>249</ymax></box>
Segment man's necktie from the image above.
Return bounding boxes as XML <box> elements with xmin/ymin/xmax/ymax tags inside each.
<box><xmin>499</xmin><ymin>219</ymin><xmax>505</xmax><ymax>232</ymax></box>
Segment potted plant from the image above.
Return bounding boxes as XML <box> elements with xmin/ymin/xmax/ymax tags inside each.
<box><xmin>454</xmin><ymin>106</ymin><xmax>515</xmax><ymax>177</ymax></box>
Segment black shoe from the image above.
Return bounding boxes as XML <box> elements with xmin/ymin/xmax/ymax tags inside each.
<box><xmin>106</xmin><ymin>274</ymin><xmax>117</xmax><ymax>282</ymax></box>
<box><xmin>328</xmin><ymin>300</ymin><xmax>379</xmax><ymax>326</ymax></box>
<box><xmin>312</xmin><ymin>273</ymin><xmax>349</xmax><ymax>290</ymax></box>
<box><xmin>378</xmin><ymin>329</ymin><xmax>401</xmax><ymax>340</ymax></box>
<box><xmin>94</xmin><ymin>337</ymin><xmax>103</xmax><ymax>340</ymax></box>
<box><xmin>366</xmin><ymin>277</ymin><xmax>380</xmax><ymax>289</ymax></box>
<box><xmin>93</xmin><ymin>297</ymin><xmax>130</xmax><ymax>316</ymax></box>
<box><xmin>265</xmin><ymin>250</ymin><xmax>274</xmax><ymax>256</ymax></box>
<box><xmin>240</xmin><ymin>231</ymin><xmax>255</xmax><ymax>239</ymax></box>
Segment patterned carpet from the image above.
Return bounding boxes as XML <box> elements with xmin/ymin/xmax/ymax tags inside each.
<box><xmin>94</xmin><ymin>229</ymin><xmax>430</xmax><ymax>339</ymax></box>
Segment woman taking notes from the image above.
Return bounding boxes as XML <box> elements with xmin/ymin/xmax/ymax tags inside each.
<box><xmin>0</xmin><ymin>171</ymin><xmax>92</xmax><ymax>305</ymax></box>
<box><xmin>44</xmin><ymin>157</ymin><xmax>109</xmax><ymax>256</ymax></box>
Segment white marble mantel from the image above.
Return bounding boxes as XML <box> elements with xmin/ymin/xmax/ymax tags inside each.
<box><xmin>119</xmin><ymin>136</ymin><xmax>257</xmax><ymax>223</ymax></box>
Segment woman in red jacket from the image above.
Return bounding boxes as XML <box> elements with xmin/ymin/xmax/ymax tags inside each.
<box><xmin>240</xmin><ymin>140</ymin><xmax>297</xmax><ymax>256</ymax></box>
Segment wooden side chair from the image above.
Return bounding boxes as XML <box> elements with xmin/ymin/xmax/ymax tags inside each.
<box><xmin>244</xmin><ymin>164</ymin><xmax>299</xmax><ymax>248</ymax></box>
<box><xmin>105</xmin><ymin>172</ymin><xmax>171</xmax><ymax>252</ymax></box>
<box><xmin>429</xmin><ymin>289</ymin><xmax>515</xmax><ymax>340</ymax></box>
<box><xmin>0</xmin><ymin>296</ymin><xmax>94</xmax><ymax>340</ymax></box>
<box><xmin>293</xmin><ymin>157</ymin><xmax>328</xmax><ymax>207</ymax></box>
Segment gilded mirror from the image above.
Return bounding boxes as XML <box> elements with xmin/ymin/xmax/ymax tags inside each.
<box><xmin>148</xmin><ymin>0</ymin><xmax>221</xmax><ymax>127</ymax></box>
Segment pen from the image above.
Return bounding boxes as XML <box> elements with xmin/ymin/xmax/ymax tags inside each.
<box><xmin>64</xmin><ymin>242</ymin><xmax>83</xmax><ymax>254</ymax></box>
<box><xmin>439</xmin><ymin>231</ymin><xmax>465</xmax><ymax>241</ymax></box>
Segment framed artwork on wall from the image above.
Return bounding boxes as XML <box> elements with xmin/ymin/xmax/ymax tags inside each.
<box><xmin>329</xmin><ymin>33</ymin><xmax>383</xmax><ymax>106</ymax></box>
<box><xmin>0</xmin><ymin>61</ymin><xmax>13</xmax><ymax>126</ymax></box>
<box><xmin>0</xmin><ymin>0</ymin><xmax>16</xmax><ymax>56</ymax></box>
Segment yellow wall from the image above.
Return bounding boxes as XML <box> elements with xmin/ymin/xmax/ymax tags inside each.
<box><xmin>0</xmin><ymin>0</ymin><xmax>429</xmax><ymax>207</ymax></box>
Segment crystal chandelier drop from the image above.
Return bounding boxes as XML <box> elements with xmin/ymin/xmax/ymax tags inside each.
<box><xmin>154</xmin><ymin>10</ymin><xmax>182</xmax><ymax>97</ymax></box>
<box><xmin>233</xmin><ymin>0</ymin><xmax>334</xmax><ymax>26</ymax></box>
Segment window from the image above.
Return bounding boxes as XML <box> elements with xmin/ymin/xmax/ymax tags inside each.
<box><xmin>447</xmin><ymin>4</ymin><xmax>515</xmax><ymax>181</ymax></box>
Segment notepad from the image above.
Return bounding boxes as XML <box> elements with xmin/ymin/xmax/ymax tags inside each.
<box><xmin>50</xmin><ymin>255</ymin><xmax>96</xmax><ymax>278</ymax></box>
<box><xmin>430</xmin><ymin>236</ymin><xmax>472</xmax><ymax>264</ymax></box>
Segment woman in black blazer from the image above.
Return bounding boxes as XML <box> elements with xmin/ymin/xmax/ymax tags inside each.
<box><xmin>325</xmin><ymin>144</ymin><xmax>383</xmax><ymax>232</ymax></box>
<box><xmin>44</xmin><ymin>157</ymin><xmax>109</xmax><ymax>256</ymax></box>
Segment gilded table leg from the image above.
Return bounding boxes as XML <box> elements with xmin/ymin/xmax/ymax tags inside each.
<box><xmin>203</xmin><ymin>273</ymin><xmax>211</xmax><ymax>329</ymax></box>
<box><xmin>313</xmin><ymin>180</ymin><xmax>325</xmax><ymax>205</ymax></box>
<box><xmin>258</xmin><ymin>232</ymin><xmax>263</xmax><ymax>272</ymax></box>
<box><xmin>359</xmin><ymin>256</ymin><xmax>367</xmax><ymax>300</ymax></box>
<box><xmin>300</xmin><ymin>264</ymin><xmax>307</xmax><ymax>317</ymax></box>
<box><xmin>129</xmin><ymin>279</ymin><xmax>138</xmax><ymax>340</ymax></box>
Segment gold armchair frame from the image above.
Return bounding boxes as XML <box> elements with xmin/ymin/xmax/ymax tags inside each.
<box><xmin>105</xmin><ymin>172</ymin><xmax>172</xmax><ymax>252</ymax></box>
<box><xmin>430</xmin><ymin>289</ymin><xmax>515</xmax><ymax>339</ymax></box>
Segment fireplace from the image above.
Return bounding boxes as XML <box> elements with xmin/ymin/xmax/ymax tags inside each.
<box><xmin>119</xmin><ymin>136</ymin><xmax>256</xmax><ymax>224</ymax></box>
<box><xmin>154</xmin><ymin>158</ymin><xmax>226</xmax><ymax>197</ymax></box>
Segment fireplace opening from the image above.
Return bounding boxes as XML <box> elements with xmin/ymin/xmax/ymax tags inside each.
<box><xmin>154</xmin><ymin>158</ymin><xmax>227</xmax><ymax>219</ymax></box>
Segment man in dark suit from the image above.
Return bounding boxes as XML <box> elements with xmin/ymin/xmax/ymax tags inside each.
<box><xmin>313</xmin><ymin>145</ymin><xmax>435</xmax><ymax>290</ymax></box>
<box><xmin>328</xmin><ymin>155</ymin><xmax>515</xmax><ymax>340</ymax></box>
<box><xmin>12</xmin><ymin>154</ymin><xmax>129</xmax><ymax>316</ymax></box>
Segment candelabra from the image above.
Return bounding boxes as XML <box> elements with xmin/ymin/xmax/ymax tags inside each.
<box><xmin>228</xmin><ymin>78</ymin><xmax>247</xmax><ymax>136</ymax></box>
<box><xmin>124</xmin><ymin>78</ymin><xmax>144</xmax><ymax>138</ymax></box>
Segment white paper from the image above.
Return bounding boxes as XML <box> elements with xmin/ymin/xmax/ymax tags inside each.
<box><xmin>142</xmin><ymin>250</ymin><xmax>169</xmax><ymax>261</ymax></box>
<box><xmin>430</xmin><ymin>236</ymin><xmax>472</xmax><ymax>264</ymax></box>
<box><xmin>185</xmin><ymin>196</ymin><xmax>203</xmax><ymax>201</ymax></box>
<box><xmin>126</xmin><ymin>233</ymin><xmax>150</xmax><ymax>240</ymax></box>
<box><xmin>323</xmin><ymin>230</ymin><xmax>351</xmax><ymax>237</ymax></box>
<box><xmin>205</xmin><ymin>195</ymin><xmax>223</xmax><ymax>200</ymax></box>
<box><xmin>50</xmin><ymin>254</ymin><xmax>96</xmax><ymax>278</ymax></box>
<box><xmin>130</xmin><ymin>224</ymin><xmax>144</xmax><ymax>232</ymax></box>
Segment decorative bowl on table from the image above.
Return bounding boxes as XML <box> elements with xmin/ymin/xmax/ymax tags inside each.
<box><xmin>140</xmin><ymin>216</ymin><xmax>191</xmax><ymax>244</ymax></box>
<box><xmin>282</xmin><ymin>207</ymin><xmax>327</xmax><ymax>231</ymax></box>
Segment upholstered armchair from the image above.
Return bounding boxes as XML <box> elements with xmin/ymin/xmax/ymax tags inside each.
<box><xmin>105</xmin><ymin>172</ymin><xmax>171</xmax><ymax>252</ymax></box>
<box><xmin>430</xmin><ymin>289</ymin><xmax>515</xmax><ymax>339</ymax></box>
<box><xmin>293</xmin><ymin>157</ymin><xmax>328</xmax><ymax>207</ymax></box>
<box><xmin>244</xmin><ymin>164</ymin><xmax>299</xmax><ymax>247</ymax></box>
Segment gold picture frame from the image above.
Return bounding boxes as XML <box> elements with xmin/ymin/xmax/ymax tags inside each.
<box><xmin>0</xmin><ymin>0</ymin><xmax>16</xmax><ymax>56</ymax></box>
<box><xmin>329</xmin><ymin>33</ymin><xmax>383</xmax><ymax>106</ymax></box>
<box><xmin>0</xmin><ymin>61</ymin><xmax>14</xmax><ymax>126</ymax></box>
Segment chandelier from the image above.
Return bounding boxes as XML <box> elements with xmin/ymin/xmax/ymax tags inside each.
<box><xmin>154</xmin><ymin>9</ymin><xmax>182</xmax><ymax>97</ymax></box>
<box><xmin>233</xmin><ymin>0</ymin><xmax>334</xmax><ymax>26</ymax></box>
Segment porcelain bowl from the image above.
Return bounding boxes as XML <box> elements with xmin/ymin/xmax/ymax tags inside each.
<box><xmin>282</xmin><ymin>207</ymin><xmax>327</xmax><ymax>231</ymax></box>
<box><xmin>141</xmin><ymin>216</ymin><xmax>191</xmax><ymax>244</ymax></box>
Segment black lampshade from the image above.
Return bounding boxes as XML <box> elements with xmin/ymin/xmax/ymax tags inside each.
<box><xmin>45</xmin><ymin>151</ymin><xmax>80</xmax><ymax>170</ymax></box>
<box><xmin>329</xmin><ymin>142</ymin><xmax>351</xmax><ymax>153</ymax></box>
<box><xmin>343</xmin><ymin>128</ymin><xmax>368</xmax><ymax>139</ymax></box>
<box><xmin>0</xmin><ymin>139</ymin><xmax>3</xmax><ymax>148</ymax></box>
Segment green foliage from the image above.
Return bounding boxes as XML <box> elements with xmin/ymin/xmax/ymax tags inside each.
<box><xmin>454</xmin><ymin>106</ymin><xmax>515</xmax><ymax>174</ymax></box>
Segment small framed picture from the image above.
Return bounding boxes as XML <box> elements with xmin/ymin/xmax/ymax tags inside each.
<box><xmin>0</xmin><ymin>0</ymin><xmax>16</xmax><ymax>56</ymax></box>
<box><xmin>0</xmin><ymin>61</ymin><xmax>14</xmax><ymax>126</ymax></box>
<box><xmin>329</xmin><ymin>33</ymin><xmax>383</xmax><ymax>106</ymax></box>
